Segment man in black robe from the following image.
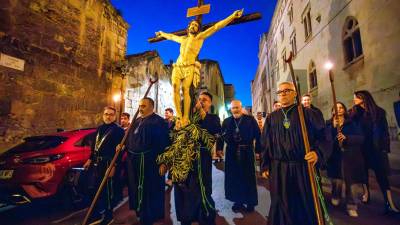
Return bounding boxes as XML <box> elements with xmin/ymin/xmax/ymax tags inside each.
<box><xmin>172</xmin><ymin>91</ymin><xmax>224</xmax><ymax>225</ymax></box>
<box><xmin>222</xmin><ymin>100</ymin><xmax>261</xmax><ymax>212</ymax></box>
<box><xmin>125</xmin><ymin>97</ymin><xmax>169</xmax><ymax>225</ymax></box>
<box><xmin>261</xmin><ymin>82</ymin><xmax>331</xmax><ymax>225</ymax></box>
<box><xmin>83</xmin><ymin>106</ymin><xmax>125</xmax><ymax>225</ymax></box>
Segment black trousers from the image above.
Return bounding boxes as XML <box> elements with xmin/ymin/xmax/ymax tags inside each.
<box><xmin>113</xmin><ymin>160</ymin><xmax>127</xmax><ymax>203</ymax></box>
<box><xmin>88</xmin><ymin>161</ymin><xmax>114</xmax><ymax>218</ymax></box>
<box><xmin>331</xmin><ymin>179</ymin><xmax>357</xmax><ymax>210</ymax></box>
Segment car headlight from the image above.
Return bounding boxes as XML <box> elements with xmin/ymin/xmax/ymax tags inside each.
<box><xmin>21</xmin><ymin>154</ymin><xmax>64</xmax><ymax>164</ymax></box>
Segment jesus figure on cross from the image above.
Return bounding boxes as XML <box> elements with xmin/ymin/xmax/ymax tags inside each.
<box><xmin>156</xmin><ymin>9</ymin><xmax>243</xmax><ymax>127</ymax></box>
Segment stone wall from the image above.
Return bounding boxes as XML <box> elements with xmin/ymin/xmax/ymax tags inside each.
<box><xmin>199</xmin><ymin>59</ymin><xmax>227</xmax><ymax>120</ymax></box>
<box><xmin>124</xmin><ymin>51</ymin><xmax>173</xmax><ymax>118</ymax></box>
<box><xmin>224</xmin><ymin>84</ymin><xmax>235</xmax><ymax>106</ymax></box>
<box><xmin>0</xmin><ymin>0</ymin><xmax>128</xmax><ymax>150</ymax></box>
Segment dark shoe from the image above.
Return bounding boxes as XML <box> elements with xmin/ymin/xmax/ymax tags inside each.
<box><xmin>384</xmin><ymin>201</ymin><xmax>400</xmax><ymax>214</ymax></box>
<box><xmin>245</xmin><ymin>205</ymin><xmax>255</xmax><ymax>212</ymax></box>
<box><xmin>383</xmin><ymin>190</ymin><xmax>400</xmax><ymax>215</ymax></box>
<box><xmin>232</xmin><ymin>203</ymin><xmax>245</xmax><ymax>212</ymax></box>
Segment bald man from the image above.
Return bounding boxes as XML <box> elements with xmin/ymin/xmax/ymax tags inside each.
<box><xmin>221</xmin><ymin>100</ymin><xmax>262</xmax><ymax>212</ymax></box>
<box><xmin>125</xmin><ymin>97</ymin><xmax>170</xmax><ymax>225</ymax></box>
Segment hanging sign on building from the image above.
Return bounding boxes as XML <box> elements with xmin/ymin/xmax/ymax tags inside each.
<box><xmin>0</xmin><ymin>53</ymin><xmax>25</xmax><ymax>71</ymax></box>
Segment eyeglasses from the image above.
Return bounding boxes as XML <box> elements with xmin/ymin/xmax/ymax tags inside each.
<box><xmin>276</xmin><ymin>89</ymin><xmax>294</xmax><ymax>95</ymax></box>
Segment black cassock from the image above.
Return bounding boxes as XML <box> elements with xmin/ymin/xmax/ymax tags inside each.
<box><xmin>88</xmin><ymin>122</ymin><xmax>124</xmax><ymax>218</ymax></box>
<box><xmin>174</xmin><ymin>113</ymin><xmax>224</xmax><ymax>225</ymax></box>
<box><xmin>125</xmin><ymin>113</ymin><xmax>169</xmax><ymax>224</ymax></box>
<box><xmin>222</xmin><ymin>115</ymin><xmax>261</xmax><ymax>206</ymax></box>
<box><xmin>261</xmin><ymin>104</ymin><xmax>331</xmax><ymax>225</ymax></box>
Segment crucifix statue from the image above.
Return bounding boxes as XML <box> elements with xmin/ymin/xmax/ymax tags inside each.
<box><xmin>149</xmin><ymin>0</ymin><xmax>260</xmax><ymax>127</ymax></box>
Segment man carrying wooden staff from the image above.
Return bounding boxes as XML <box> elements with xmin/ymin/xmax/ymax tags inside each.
<box><xmin>83</xmin><ymin>106</ymin><xmax>125</xmax><ymax>225</ymax></box>
<box><xmin>261</xmin><ymin>81</ymin><xmax>332</xmax><ymax>225</ymax></box>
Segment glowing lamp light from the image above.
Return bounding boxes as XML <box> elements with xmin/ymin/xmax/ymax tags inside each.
<box><xmin>113</xmin><ymin>93</ymin><xmax>121</xmax><ymax>102</ymax></box>
<box><xmin>324</xmin><ymin>61</ymin><xmax>334</xmax><ymax>70</ymax></box>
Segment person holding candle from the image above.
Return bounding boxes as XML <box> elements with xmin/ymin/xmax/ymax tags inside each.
<box><xmin>326</xmin><ymin>102</ymin><xmax>365</xmax><ymax>217</ymax></box>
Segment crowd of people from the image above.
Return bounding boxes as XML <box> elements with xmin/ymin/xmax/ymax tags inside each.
<box><xmin>82</xmin><ymin>84</ymin><xmax>399</xmax><ymax>225</ymax></box>
<box><xmin>256</xmin><ymin>87</ymin><xmax>400</xmax><ymax>221</ymax></box>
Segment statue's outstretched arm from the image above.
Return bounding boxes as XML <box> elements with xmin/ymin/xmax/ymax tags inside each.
<box><xmin>197</xmin><ymin>9</ymin><xmax>243</xmax><ymax>39</ymax></box>
<box><xmin>155</xmin><ymin>31</ymin><xmax>183</xmax><ymax>43</ymax></box>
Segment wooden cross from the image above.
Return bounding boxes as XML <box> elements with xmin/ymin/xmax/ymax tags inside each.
<box><xmin>148</xmin><ymin>0</ymin><xmax>262</xmax><ymax>43</ymax></box>
<box><xmin>187</xmin><ymin>0</ymin><xmax>210</xmax><ymax>24</ymax></box>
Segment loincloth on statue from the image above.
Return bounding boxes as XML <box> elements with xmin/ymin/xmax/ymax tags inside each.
<box><xmin>172</xmin><ymin>62</ymin><xmax>201</xmax><ymax>88</ymax></box>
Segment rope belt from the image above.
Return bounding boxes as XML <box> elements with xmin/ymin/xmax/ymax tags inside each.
<box><xmin>197</xmin><ymin>147</ymin><xmax>214</xmax><ymax>216</ymax></box>
<box><xmin>128</xmin><ymin>150</ymin><xmax>152</xmax><ymax>212</ymax></box>
<box><xmin>137</xmin><ymin>152</ymin><xmax>145</xmax><ymax>211</ymax></box>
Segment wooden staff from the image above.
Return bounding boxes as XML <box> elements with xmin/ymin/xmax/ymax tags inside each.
<box><xmin>284</xmin><ymin>52</ymin><xmax>325</xmax><ymax>225</ymax></box>
<box><xmin>328</xmin><ymin>67</ymin><xmax>343</xmax><ymax>146</ymax></box>
<box><xmin>82</xmin><ymin>78</ymin><xmax>158</xmax><ymax>225</ymax></box>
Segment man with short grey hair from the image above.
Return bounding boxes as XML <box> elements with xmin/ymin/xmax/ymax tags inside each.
<box><xmin>261</xmin><ymin>82</ymin><xmax>331</xmax><ymax>225</ymax></box>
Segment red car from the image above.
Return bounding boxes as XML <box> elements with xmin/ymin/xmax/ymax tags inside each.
<box><xmin>0</xmin><ymin>128</ymin><xmax>96</xmax><ymax>209</ymax></box>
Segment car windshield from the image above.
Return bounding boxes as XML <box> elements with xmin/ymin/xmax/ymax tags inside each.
<box><xmin>7</xmin><ymin>136</ymin><xmax>68</xmax><ymax>153</ymax></box>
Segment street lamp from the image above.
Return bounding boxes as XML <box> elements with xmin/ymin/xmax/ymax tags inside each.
<box><xmin>324</xmin><ymin>61</ymin><xmax>333</xmax><ymax>70</ymax></box>
<box><xmin>113</xmin><ymin>93</ymin><xmax>121</xmax><ymax>105</ymax></box>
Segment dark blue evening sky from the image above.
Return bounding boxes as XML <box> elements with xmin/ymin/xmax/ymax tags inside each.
<box><xmin>110</xmin><ymin>0</ymin><xmax>277</xmax><ymax>106</ymax></box>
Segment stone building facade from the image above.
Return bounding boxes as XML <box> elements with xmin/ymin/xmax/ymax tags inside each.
<box><xmin>0</xmin><ymin>0</ymin><xmax>128</xmax><ymax>150</ymax></box>
<box><xmin>251</xmin><ymin>33</ymin><xmax>271</xmax><ymax>116</ymax></box>
<box><xmin>253</xmin><ymin>0</ymin><xmax>400</xmax><ymax>138</ymax></box>
<box><xmin>199</xmin><ymin>59</ymin><xmax>228</xmax><ymax>120</ymax></box>
<box><xmin>124</xmin><ymin>51</ymin><xmax>173</xmax><ymax>117</ymax></box>
<box><xmin>224</xmin><ymin>83</ymin><xmax>235</xmax><ymax>106</ymax></box>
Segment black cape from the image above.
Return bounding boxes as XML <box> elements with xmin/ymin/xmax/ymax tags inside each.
<box><xmin>222</xmin><ymin>115</ymin><xmax>261</xmax><ymax>206</ymax></box>
<box><xmin>125</xmin><ymin>113</ymin><xmax>169</xmax><ymax>224</ymax></box>
<box><xmin>261</xmin><ymin>104</ymin><xmax>331</xmax><ymax>225</ymax></box>
<box><xmin>174</xmin><ymin>113</ymin><xmax>224</xmax><ymax>224</ymax></box>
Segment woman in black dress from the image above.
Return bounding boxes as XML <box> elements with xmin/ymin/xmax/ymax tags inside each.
<box><xmin>349</xmin><ymin>90</ymin><xmax>399</xmax><ymax>213</ymax></box>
